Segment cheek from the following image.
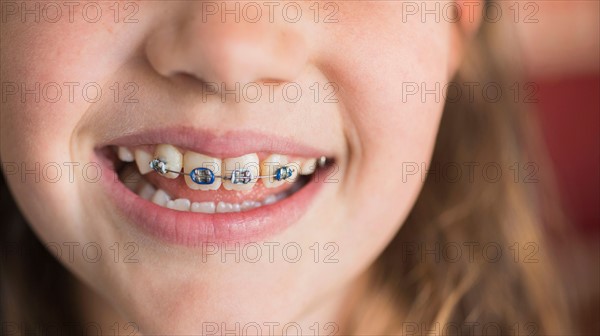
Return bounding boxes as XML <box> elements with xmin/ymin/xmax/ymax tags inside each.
<box><xmin>324</xmin><ymin>5</ymin><xmax>450</xmax><ymax>250</ymax></box>
<box><xmin>0</xmin><ymin>62</ymin><xmax>86</xmax><ymax>246</ymax></box>
<box><xmin>0</xmin><ymin>12</ymin><xmax>137</xmax><ymax>241</ymax></box>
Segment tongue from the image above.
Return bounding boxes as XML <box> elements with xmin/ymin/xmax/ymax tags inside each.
<box><xmin>141</xmin><ymin>169</ymin><xmax>295</xmax><ymax>204</ymax></box>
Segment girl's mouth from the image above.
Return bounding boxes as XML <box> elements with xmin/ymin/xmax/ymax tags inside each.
<box><xmin>95</xmin><ymin>129</ymin><xmax>336</xmax><ymax>246</ymax></box>
<box><xmin>112</xmin><ymin>144</ymin><xmax>326</xmax><ymax>213</ymax></box>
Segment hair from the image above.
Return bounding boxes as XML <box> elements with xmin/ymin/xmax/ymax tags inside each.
<box><xmin>0</xmin><ymin>2</ymin><xmax>578</xmax><ymax>335</ymax></box>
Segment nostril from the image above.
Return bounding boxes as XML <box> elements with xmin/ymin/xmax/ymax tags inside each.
<box><xmin>164</xmin><ymin>72</ymin><xmax>289</xmax><ymax>94</ymax></box>
<box><xmin>144</xmin><ymin>9</ymin><xmax>310</xmax><ymax>90</ymax></box>
<box><xmin>154</xmin><ymin>71</ymin><xmax>209</xmax><ymax>92</ymax></box>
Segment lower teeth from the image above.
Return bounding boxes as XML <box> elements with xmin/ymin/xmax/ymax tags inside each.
<box><xmin>119</xmin><ymin>164</ymin><xmax>306</xmax><ymax>213</ymax></box>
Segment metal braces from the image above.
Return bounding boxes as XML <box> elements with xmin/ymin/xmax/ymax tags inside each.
<box><xmin>149</xmin><ymin>156</ymin><xmax>326</xmax><ymax>185</ymax></box>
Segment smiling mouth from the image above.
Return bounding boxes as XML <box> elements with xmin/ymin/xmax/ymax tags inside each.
<box><xmin>95</xmin><ymin>130</ymin><xmax>336</xmax><ymax>245</ymax></box>
<box><xmin>104</xmin><ymin>144</ymin><xmax>330</xmax><ymax>213</ymax></box>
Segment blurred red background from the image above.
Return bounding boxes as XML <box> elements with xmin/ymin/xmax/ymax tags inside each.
<box><xmin>536</xmin><ymin>75</ymin><xmax>599</xmax><ymax>235</ymax></box>
<box><xmin>511</xmin><ymin>0</ymin><xmax>599</xmax><ymax>235</ymax></box>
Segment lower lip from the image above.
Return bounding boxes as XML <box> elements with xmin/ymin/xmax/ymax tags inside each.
<box><xmin>99</xmin><ymin>157</ymin><xmax>327</xmax><ymax>246</ymax></box>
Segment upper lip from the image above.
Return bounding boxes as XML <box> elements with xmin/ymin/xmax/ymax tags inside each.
<box><xmin>98</xmin><ymin>126</ymin><xmax>334</xmax><ymax>158</ymax></box>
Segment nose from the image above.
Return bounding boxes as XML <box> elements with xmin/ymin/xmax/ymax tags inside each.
<box><xmin>145</xmin><ymin>3</ymin><xmax>310</xmax><ymax>88</ymax></box>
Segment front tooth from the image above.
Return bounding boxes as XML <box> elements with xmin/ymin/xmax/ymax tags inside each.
<box><xmin>151</xmin><ymin>189</ymin><xmax>170</xmax><ymax>206</ymax></box>
<box><xmin>118</xmin><ymin>147</ymin><xmax>135</xmax><ymax>162</ymax></box>
<box><xmin>191</xmin><ymin>202</ymin><xmax>216</xmax><ymax>213</ymax></box>
<box><xmin>222</xmin><ymin>153</ymin><xmax>259</xmax><ymax>191</ymax></box>
<box><xmin>216</xmin><ymin>201</ymin><xmax>234</xmax><ymax>213</ymax></box>
<box><xmin>166</xmin><ymin>198</ymin><xmax>191</xmax><ymax>211</ymax></box>
<box><xmin>135</xmin><ymin>150</ymin><xmax>154</xmax><ymax>175</ymax></box>
<box><xmin>300</xmin><ymin>158</ymin><xmax>317</xmax><ymax>175</ymax></box>
<box><xmin>154</xmin><ymin>144</ymin><xmax>183</xmax><ymax>179</ymax></box>
<box><xmin>260</xmin><ymin>154</ymin><xmax>288</xmax><ymax>189</ymax></box>
<box><xmin>183</xmin><ymin>152</ymin><xmax>222</xmax><ymax>191</ymax></box>
<box><xmin>241</xmin><ymin>200</ymin><xmax>261</xmax><ymax>211</ymax></box>
<box><xmin>241</xmin><ymin>200</ymin><xmax>256</xmax><ymax>211</ymax></box>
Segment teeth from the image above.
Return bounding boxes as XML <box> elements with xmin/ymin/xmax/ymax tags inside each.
<box><xmin>261</xmin><ymin>154</ymin><xmax>288</xmax><ymax>189</ymax></box>
<box><xmin>134</xmin><ymin>150</ymin><xmax>154</xmax><ymax>175</ymax></box>
<box><xmin>151</xmin><ymin>189</ymin><xmax>171</xmax><ymax>206</ymax></box>
<box><xmin>154</xmin><ymin>144</ymin><xmax>183</xmax><ymax>179</ymax></box>
<box><xmin>121</xmin><ymin>146</ymin><xmax>322</xmax><ymax>211</ymax></box>
<box><xmin>183</xmin><ymin>152</ymin><xmax>222</xmax><ymax>191</ymax></box>
<box><xmin>191</xmin><ymin>202</ymin><xmax>216</xmax><ymax>213</ymax></box>
<box><xmin>216</xmin><ymin>202</ymin><xmax>242</xmax><ymax>213</ymax></box>
<box><xmin>222</xmin><ymin>153</ymin><xmax>259</xmax><ymax>191</ymax></box>
<box><xmin>241</xmin><ymin>200</ymin><xmax>261</xmax><ymax>211</ymax></box>
<box><xmin>127</xmin><ymin>144</ymin><xmax>324</xmax><ymax>188</ymax></box>
<box><xmin>137</xmin><ymin>183</ymin><xmax>156</xmax><ymax>200</ymax></box>
<box><xmin>301</xmin><ymin>158</ymin><xmax>317</xmax><ymax>175</ymax></box>
<box><xmin>166</xmin><ymin>198</ymin><xmax>191</xmax><ymax>212</ymax></box>
<box><xmin>141</xmin><ymin>187</ymin><xmax>290</xmax><ymax>213</ymax></box>
<box><xmin>216</xmin><ymin>201</ymin><xmax>234</xmax><ymax>213</ymax></box>
<box><xmin>118</xmin><ymin>145</ymin><xmax>320</xmax><ymax>216</ymax></box>
<box><xmin>263</xmin><ymin>194</ymin><xmax>277</xmax><ymax>205</ymax></box>
<box><xmin>284</xmin><ymin>161</ymin><xmax>301</xmax><ymax>183</ymax></box>
<box><xmin>118</xmin><ymin>147</ymin><xmax>135</xmax><ymax>162</ymax></box>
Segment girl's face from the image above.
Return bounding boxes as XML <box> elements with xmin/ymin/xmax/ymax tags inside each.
<box><xmin>1</xmin><ymin>1</ymin><xmax>464</xmax><ymax>333</ymax></box>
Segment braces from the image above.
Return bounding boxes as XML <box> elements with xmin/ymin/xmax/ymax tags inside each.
<box><xmin>149</xmin><ymin>156</ymin><xmax>327</xmax><ymax>185</ymax></box>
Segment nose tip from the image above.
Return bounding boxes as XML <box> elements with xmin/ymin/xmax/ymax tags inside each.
<box><xmin>145</xmin><ymin>12</ymin><xmax>309</xmax><ymax>89</ymax></box>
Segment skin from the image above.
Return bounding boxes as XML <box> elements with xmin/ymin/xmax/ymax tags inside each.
<box><xmin>1</xmin><ymin>1</ymin><xmax>479</xmax><ymax>334</ymax></box>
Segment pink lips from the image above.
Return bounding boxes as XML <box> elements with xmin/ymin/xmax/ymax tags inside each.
<box><xmin>102</xmin><ymin>126</ymin><xmax>332</xmax><ymax>159</ymax></box>
<box><xmin>97</xmin><ymin>128</ymin><xmax>334</xmax><ymax>246</ymax></box>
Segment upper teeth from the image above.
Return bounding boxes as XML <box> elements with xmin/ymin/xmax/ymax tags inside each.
<box><xmin>261</xmin><ymin>154</ymin><xmax>289</xmax><ymax>189</ymax></box>
<box><xmin>118</xmin><ymin>147</ymin><xmax>135</xmax><ymax>162</ymax></box>
<box><xmin>183</xmin><ymin>151</ymin><xmax>222</xmax><ymax>191</ymax></box>
<box><xmin>119</xmin><ymin>145</ymin><xmax>324</xmax><ymax>191</ymax></box>
<box><xmin>134</xmin><ymin>149</ymin><xmax>154</xmax><ymax>175</ymax></box>
<box><xmin>154</xmin><ymin>144</ymin><xmax>183</xmax><ymax>179</ymax></box>
<box><xmin>222</xmin><ymin>153</ymin><xmax>259</xmax><ymax>191</ymax></box>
